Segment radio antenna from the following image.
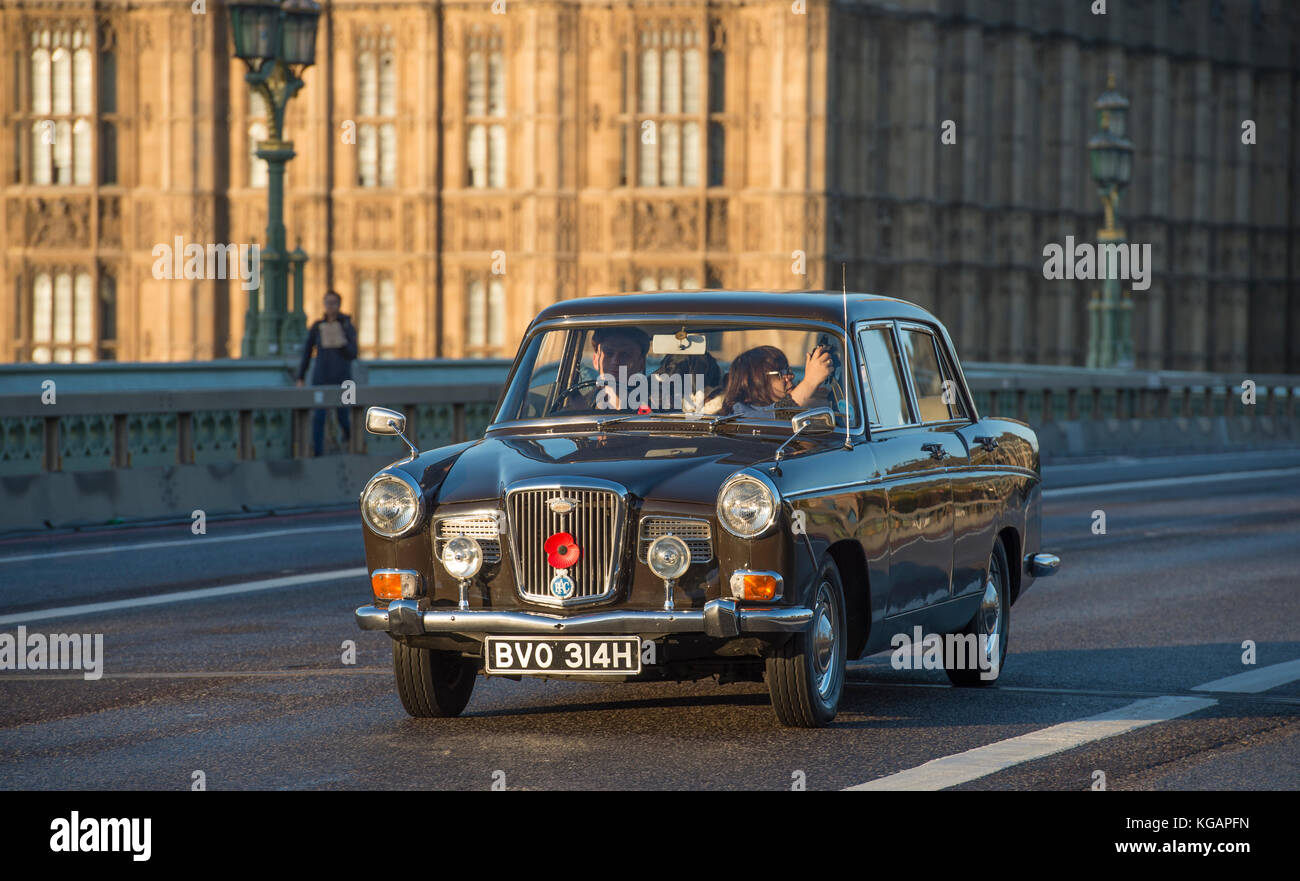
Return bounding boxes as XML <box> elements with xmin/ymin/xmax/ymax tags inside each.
<box><xmin>841</xmin><ymin>263</ymin><xmax>851</xmax><ymax>450</ymax></box>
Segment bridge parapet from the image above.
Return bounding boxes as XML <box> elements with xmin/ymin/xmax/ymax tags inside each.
<box><xmin>1</xmin><ymin>363</ymin><xmax>1298</xmax><ymax>532</ymax></box>
<box><xmin>2</xmin><ymin>362</ymin><xmax>1296</xmax><ymax>475</ymax></box>
<box><xmin>0</xmin><ymin>383</ymin><xmax>503</xmax><ymax>476</ymax></box>
<box><xmin>966</xmin><ymin>367</ymin><xmax>1299</xmax><ymax>423</ymax></box>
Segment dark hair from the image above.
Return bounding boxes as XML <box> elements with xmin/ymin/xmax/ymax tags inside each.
<box><xmin>722</xmin><ymin>345</ymin><xmax>788</xmax><ymax>414</ymax></box>
<box><xmin>591</xmin><ymin>326</ymin><xmax>650</xmax><ymax>355</ymax></box>
<box><xmin>324</xmin><ymin>290</ymin><xmax>342</xmax><ymax>303</ymax></box>
<box><xmin>656</xmin><ymin>353</ymin><xmax>722</xmax><ymax>389</ymax></box>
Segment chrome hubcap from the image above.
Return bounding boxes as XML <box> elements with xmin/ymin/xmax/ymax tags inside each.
<box><xmin>811</xmin><ymin>580</ymin><xmax>841</xmax><ymax>700</ymax></box>
<box><xmin>979</xmin><ymin>556</ymin><xmax>1004</xmax><ymax>664</ymax></box>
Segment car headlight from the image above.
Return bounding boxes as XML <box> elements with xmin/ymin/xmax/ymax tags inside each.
<box><xmin>361</xmin><ymin>472</ymin><xmax>422</xmax><ymax>537</ymax></box>
<box><xmin>717</xmin><ymin>471</ymin><xmax>779</xmax><ymax>538</ymax></box>
<box><xmin>647</xmin><ymin>534</ymin><xmax>691</xmax><ymax>580</ymax></box>
<box><xmin>441</xmin><ymin>535</ymin><xmax>483</xmax><ymax>580</ymax></box>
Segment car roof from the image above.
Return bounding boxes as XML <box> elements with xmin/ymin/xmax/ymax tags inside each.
<box><xmin>530</xmin><ymin>290</ymin><xmax>944</xmax><ymax>329</ymax></box>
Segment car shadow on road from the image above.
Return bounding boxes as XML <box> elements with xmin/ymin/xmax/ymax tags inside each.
<box><xmin>456</xmin><ymin>683</ymin><xmax>773</xmax><ymax>722</ymax></box>
<box><xmin>430</xmin><ymin>641</ymin><xmax>1300</xmax><ymax>732</ymax></box>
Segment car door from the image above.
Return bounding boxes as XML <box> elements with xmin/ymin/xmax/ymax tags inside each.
<box><xmin>895</xmin><ymin>323</ymin><xmax>989</xmax><ymax>602</ymax></box>
<box><xmin>856</xmin><ymin>322</ymin><xmax>956</xmax><ymax>617</ymax></box>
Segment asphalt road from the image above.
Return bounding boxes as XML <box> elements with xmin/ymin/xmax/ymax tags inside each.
<box><xmin>0</xmin><ymin>451</ymin><xmax>1297</xmax><ymax>791</ymax></box>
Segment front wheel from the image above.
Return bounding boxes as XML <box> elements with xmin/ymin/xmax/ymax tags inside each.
<box><xmin>766</xmin><ymin>557</ymin><xmax>847</xmax><ymax>727</ymax></box>
<box><xmin>392</xmin><ymin>640</ymin><xmax>478</xmax><ymax>717</ymax></box>
<box><xmin>945</xmin><ymin>540</ymin><xmax>1011</xmax><ymax>687</ymax></box>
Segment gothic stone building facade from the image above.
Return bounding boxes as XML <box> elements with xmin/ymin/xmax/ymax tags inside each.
<box><xmin>1</xmin><ymin>0</ymin><xmax>1297</xmax><ymax>370</ymax></box>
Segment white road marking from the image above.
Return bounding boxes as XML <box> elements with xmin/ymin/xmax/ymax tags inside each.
<box><xmin>0</xmin><ymin>568</ymin><xmax>366</xmax><ymax>626</ymax></box>
<box><xmin>845</xmin><ymin>695</ymin><xmax>1217</xmax><ymax>791</ymax></box>
<box><xmin>0</xmin><ymin>523</ymin><xmax>359</xmax><ymax>564</ymax></box>
<box><xmin>844</xmin><ymin>678</ymin><xmax>1300</xmax><ymax>706</ymax></box>
<box><xmin>846</xmin><ymin>658</ymin><xmax>1300</xmax><ymax>790</ymax></box>
<box><xmin>1043</xmin><ymin>465</ymin><xmax>1300</xmax><ymax>498</ymax></box>
<box><xmin>1191</xmin><ymin>658</ymin><xmax>1300</xmax><ymax>694</ymax></box>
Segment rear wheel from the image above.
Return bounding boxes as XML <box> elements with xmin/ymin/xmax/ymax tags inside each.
<box><xmin>766</xmin><ymin>557</ymin><xmax>847</xmax><ymax>728</ymax></box>
<box><xmin>945</xmin><ymin>540</ymin><xmax>1011</xmax><ymax>687</ymax></box>
<box><xmin>392</xmin><ymin>640</ymin><xmax>478</xmax><ymax>717</ymax></box>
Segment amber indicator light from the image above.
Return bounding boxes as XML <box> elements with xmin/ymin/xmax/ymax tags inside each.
<box><xmin>741</xmin><ymin>574</ymin><xmax>778</xmax><ymax>602</ymax></box>
<box><xmin>372</xmin><ymin>572</ymin><xmax>403</xmax><ymax>600</ymax></box>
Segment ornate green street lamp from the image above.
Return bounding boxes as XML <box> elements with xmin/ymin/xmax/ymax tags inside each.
<box><xmin>1086</xmin><ymin>75</ymin><xmax>1135</xmax><ymax>369</ymax></box>
<box><xmin>228</xmin><ymin>0</ymin><xmax>321</xmax><ymax>358</ymax></box>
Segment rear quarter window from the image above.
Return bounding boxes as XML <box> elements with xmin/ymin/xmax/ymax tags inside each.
<box><xmin>899</xmin><ymin>327</ymin><xmax>968</xmax><ymax>422</ymax></box>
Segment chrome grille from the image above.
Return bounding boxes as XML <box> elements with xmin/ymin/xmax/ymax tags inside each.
<box><xmin>638</xmin><ymin>517</ymin><xmax>713</xmax><ymax>564</ymax></box>
<box><xmin>434</xmin><ymin>513</ymin><xmax>502</xmax><ymax>564</ymax></box>
<box><xmin>506</xmin><ymin>484</ymin><xmax>625</xmax><ymax>606</ymax></box>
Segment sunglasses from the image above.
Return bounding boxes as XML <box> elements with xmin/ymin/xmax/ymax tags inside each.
<box><xmin>767</xmin><ymin>368</ymin><xmax>795</xmax><ymax>379</ymax></box>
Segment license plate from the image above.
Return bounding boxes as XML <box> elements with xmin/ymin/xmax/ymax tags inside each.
<box><xmin>485</xmin><ymin>636</ymin><xmax>641</xmax><ymax>675</ymax></box>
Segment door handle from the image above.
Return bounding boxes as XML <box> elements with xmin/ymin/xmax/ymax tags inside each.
<box><xmin>973</xmin><ymin>435</ymin><xmax>999</xmax><ymax>452</ymax></box>
<box><xmin>920</xmin><ymin>442</ymin><xmax>949</xmax><ymax>461</ymax></box>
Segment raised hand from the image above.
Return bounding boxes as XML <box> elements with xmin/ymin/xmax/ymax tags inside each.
<box><xmin>804</xmin><ymin>345</ymin><xmax>833</xmax><ymax>387</ymax></box>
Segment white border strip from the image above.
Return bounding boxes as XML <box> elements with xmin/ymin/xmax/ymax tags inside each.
<box><xmin>0</xmin><ymin>568</ymin><xmax>366</xmax><ymax>626</ymax></box>
<box><xmin>845</xmin><ymin>695</ymin><xmax>1216</xmax><ymax>791</ymax></box>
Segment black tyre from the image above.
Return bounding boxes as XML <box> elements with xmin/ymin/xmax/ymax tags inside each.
<box><xmin>945</xmin><ymin>539</ymin><xmax>1011</xmax><ymax>687</ymax></box>
<box><xmin>765</xmin><ymin>556</ymin><xmax>847</xmax><ymax>728</ymax></box>
<box><xmin>392</xmin><ymin>640</ymin><xmax>478</xmax><ymax>717</ymax></box>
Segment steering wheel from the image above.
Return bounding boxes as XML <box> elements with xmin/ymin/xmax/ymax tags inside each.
<box><xmin>553</xmin><ymin>378</ymin><xmax>599</xmax><ymax>409</ymax></box>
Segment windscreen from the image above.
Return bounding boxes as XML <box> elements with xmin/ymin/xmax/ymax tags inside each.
<box><xmin>494</xmin><ymin>322</ymin><xmax>857</xmax><ymax>427</ymax></box>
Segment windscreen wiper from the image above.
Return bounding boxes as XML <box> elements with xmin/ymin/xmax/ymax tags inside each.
<box><xmin>599</xmin><ymin>412</ymin><xmax>728</xmax><ymax>431</ymax></box>
<box><xmin>706</xmin><ymin>413</ymin><xmax>744</xmax><ymax>433</ymax></box>
<box><xmin>596</xmin><ymin>413</ymin><xmax>657</xmax><ymax>430</ymax></box>
<box><xmin>595</xmin><ymin>411</ymin><xmax>746</xmax><ymax>432</ymax></box>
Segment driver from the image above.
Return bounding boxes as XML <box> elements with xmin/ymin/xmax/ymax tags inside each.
<box><xmin>720</xmin><ymin>344</ymin><xmax>832</xmax><ymax>418</ymax></box>
<box><xmin>558</xmin><ymin>326</ymin><xmax>650</xmax><ymax>412</ymax></box>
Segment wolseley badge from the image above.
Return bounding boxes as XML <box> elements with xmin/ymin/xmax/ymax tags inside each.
<box><xmin>550</xmin><ymin>570</ymin><xmax>575</xmax><ymax>599</ymax></box>
<box><xmin>547</xmin><ymin>497</ymin><xmax>579</xmax><ymax>514</ymax></box>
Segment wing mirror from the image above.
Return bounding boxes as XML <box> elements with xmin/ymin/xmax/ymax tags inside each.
<box><xmin>774</xmin><ymin>408</ymin><xmax>836</xmax><ymax>467</ymax></box>
<box><xmin>365</xmin><ymin>406</ymin><xmax>406</xmax><ymax>436</ymax></box>
<box><xmin>365</xmin><ymin>406</ymin><xmax>419</xmax><ymax>461</ymax></box>
<box><xmin>791</xmin><ymin>408</ymin><xmax>835</xmax><ymax>434</ymax></box>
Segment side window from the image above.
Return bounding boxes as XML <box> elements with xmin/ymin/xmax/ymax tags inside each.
<box><xmin>899</xmin><ymin>328</ymin><xmax>962</xmax><ymax>422</ymax></box>
<box><xmin>935</xmin><ymin>338</ymin><xmax>969</xmax><ymax>420</ymax></box>
<box><xmin>857</xmin><ymin>327</ymin><xmax>910</xmax><ymax>427</ymax></box>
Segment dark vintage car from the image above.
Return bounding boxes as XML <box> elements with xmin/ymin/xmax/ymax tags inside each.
<box><xmin>354</xmin><ymin>291</ymin><xmax>1060</xmax><ymax>727</ymax></box>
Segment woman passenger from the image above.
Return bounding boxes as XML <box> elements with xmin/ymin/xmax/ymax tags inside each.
<box><xmin>721</xmin><ymin>344</ymin><xmax>832</xmax><ymax>417</ymax></box>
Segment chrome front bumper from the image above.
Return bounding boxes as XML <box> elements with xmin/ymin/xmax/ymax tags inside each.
<box><xmin>356</xmin><ymin>598</ymin><xmax>813</xmax><ymax>640</ymax></box>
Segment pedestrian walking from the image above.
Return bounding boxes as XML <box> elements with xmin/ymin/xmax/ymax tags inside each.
<box><xmin>296</xmin><ymin>290</ymin><xmax>359</xmax><ymax>456</ymax></box>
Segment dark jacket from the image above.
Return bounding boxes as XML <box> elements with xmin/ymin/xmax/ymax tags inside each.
<box><xmin>298</xmin><ymin>315</ymin><xmax>359</xmax><ymax>385</ymax></box>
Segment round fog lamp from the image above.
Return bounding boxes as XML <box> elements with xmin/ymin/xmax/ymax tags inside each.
<box><xmin>441</xmin><ymin>535</ymin><xmax>483</xmax><ymax>580</ymax></box>
<box><xmin>647</xmin><ymin>534</ymin><xmax>691</xmax><ymax>580</ymax></box>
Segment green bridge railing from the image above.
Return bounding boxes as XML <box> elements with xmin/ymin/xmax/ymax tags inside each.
<box><xmin>1</xmin><ymin>361</ymin><xmax>1298</xmax><ymax>476</ymax></box>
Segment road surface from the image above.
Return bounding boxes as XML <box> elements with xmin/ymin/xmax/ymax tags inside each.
<box><xmin>1</xmin><ymin>451</ymin><xmax>1297</xmax><ymax>790</ymax></box>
